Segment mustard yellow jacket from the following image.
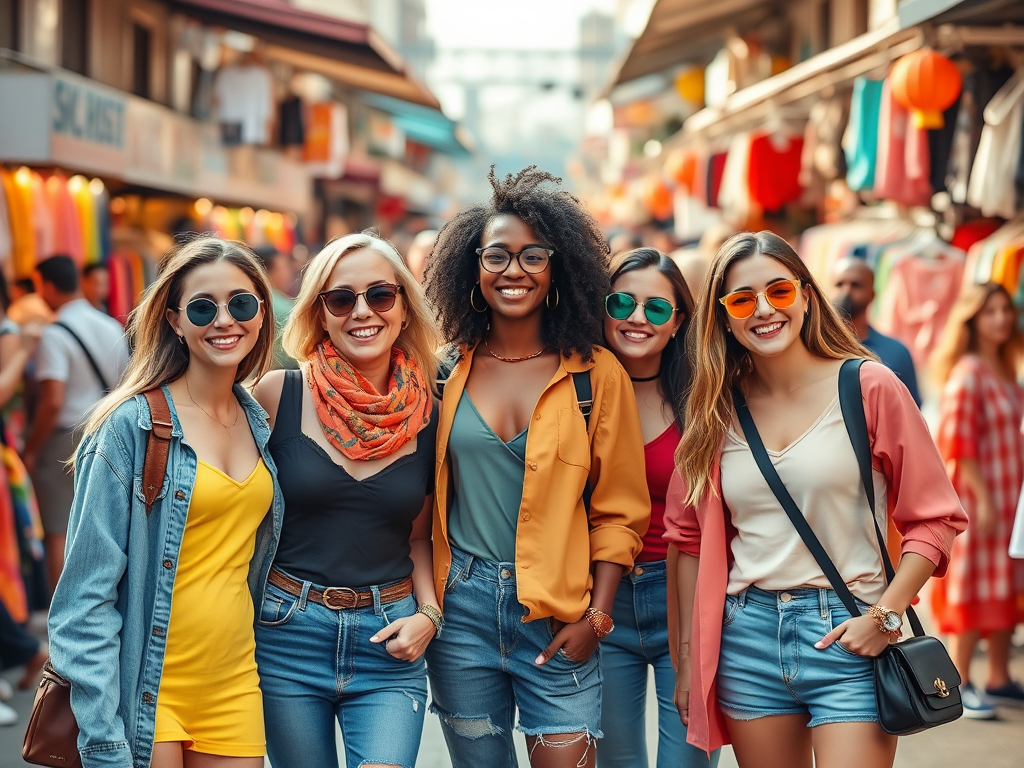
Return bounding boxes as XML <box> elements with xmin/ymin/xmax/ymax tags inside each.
<box><xmin>433</xmin><ymin>344</ymin><xmax>651</xmax><ymax>624</ymax></box>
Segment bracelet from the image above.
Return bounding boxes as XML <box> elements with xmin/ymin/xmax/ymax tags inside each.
<box><xmin>417</xmin><ymin>604</ymin><xmax>443</xmax><ymax>638</ymax></box>
<box><xmin>584</xmin><ymin>607</ymin><xmax>615</xmax><ymax>639</ymax></box>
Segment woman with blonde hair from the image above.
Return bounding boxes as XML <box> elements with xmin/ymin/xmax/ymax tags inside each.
<box><xmin>47</xmin><ymin>234</ymin><xmax>283</xmax><ymax>767</ymax></box>
<box><xmin>252</xmin><ymin>230</ymin><xmax>441</xmax><ymax>768</ymax></box>
<box><xmin>931</xmin><ymin>282</ymin><xmax>1024</xmax><ymax>719</ymax></box>
<box><xmin>665</xmin><ymin>231</ymin><xmax>965</xmax><ymax>768</ymax></box>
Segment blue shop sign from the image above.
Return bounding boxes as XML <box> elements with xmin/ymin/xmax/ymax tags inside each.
<box><xmin>51</xmin><ymin>76</ymin><xmax>126</xmax><ymax>149</ymax></box>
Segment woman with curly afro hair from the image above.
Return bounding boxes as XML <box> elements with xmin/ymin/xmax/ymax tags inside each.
<box><xmin>424</xmin><ymin>167</ymin><xmax>651</xmax><ymax>768</ymax></box>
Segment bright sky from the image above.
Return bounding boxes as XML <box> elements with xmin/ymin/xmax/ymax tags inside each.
<box><xmin>424</xmin><ymin>0</ymin><xmax>619</xmax><ymax>50</ymax></box>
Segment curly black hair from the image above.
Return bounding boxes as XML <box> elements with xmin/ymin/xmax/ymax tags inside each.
<box><xmin>425</xmin><ymin>166</ymin><xmax>610</xmax><ymax>361</ymax></box>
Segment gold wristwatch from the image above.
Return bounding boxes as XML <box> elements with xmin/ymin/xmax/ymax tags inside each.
<box><xmin>867</xmin><ymin>604</ymin><xmax>903</xmax><ymax>640</ymax></box>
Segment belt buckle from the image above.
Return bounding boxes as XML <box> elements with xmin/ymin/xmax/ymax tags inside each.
<box><xmin>322</xmin><ymin>587</ymin><xmax>359</xmax><ymax>610</ymax></box>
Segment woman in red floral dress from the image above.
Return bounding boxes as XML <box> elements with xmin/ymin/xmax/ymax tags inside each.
<box><xmin>932</xmin><ymin>282</ymin><xmax>1024</xmax><ymax>719</ymax></box>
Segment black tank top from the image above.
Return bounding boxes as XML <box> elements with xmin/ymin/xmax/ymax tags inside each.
<box><xmin>269</xmin><ymin>369</ymin><xmax>437</xmax><ymax>588</ymax></box>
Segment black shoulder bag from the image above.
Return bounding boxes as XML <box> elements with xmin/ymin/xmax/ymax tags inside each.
<box><xmin>734</xmin><ymin>358</ymin><xmax>962</xmax><ymax>735</ymax></box>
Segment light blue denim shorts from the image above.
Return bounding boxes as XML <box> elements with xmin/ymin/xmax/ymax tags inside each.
<box><xmin>426</xmin><ymin>545</ymin><xmax>603</xmax><ymax>764</ymax></box>
<box><xmin>716</xmin><ymin>586</ymin><xmax>878</xmax><ymax>728</ymax></box>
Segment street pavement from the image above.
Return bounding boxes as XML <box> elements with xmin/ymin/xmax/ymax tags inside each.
<box><xmin>2</xmin><ymin>646</ymin><xmax>1021</xmax><ymax>767</ymax></box>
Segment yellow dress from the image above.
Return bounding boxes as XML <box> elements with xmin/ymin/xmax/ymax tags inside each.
<box><xmin>155</xmin><ymin>459</ymin><xmax>273</xmax><ymax>756</ymax></box>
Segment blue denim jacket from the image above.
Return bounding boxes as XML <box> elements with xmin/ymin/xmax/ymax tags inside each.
<box><xmin>47</xmin><ymin>384</ymin><xmax>284</xmax><ymax>768</ymax></box>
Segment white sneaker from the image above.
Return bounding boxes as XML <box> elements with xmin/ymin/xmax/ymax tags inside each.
<box><xmin>0</xmin><ymin>678</ymin><xmax>12</xmax><ymax>701</ymax></box>
<box><xmin>0</xmin><ymin>701</ymin><xmax>17</xmax><ymax>727</ymax></box>
<box><xmin>961</xmin><ymin>683</ymin><xmax>997</xmax><ymax>720</ymax></box>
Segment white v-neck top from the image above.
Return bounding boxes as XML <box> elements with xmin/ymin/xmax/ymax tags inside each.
<box><xmin>721</xmin><ymin>396</ymin><xmax>889</xmax><ymax>602</ymax></box>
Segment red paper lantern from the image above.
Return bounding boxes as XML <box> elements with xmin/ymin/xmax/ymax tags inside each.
<box><xmin>889</xmin><ymin>49</ymin><xmax>962</xmax><ymax>130</ymax></box>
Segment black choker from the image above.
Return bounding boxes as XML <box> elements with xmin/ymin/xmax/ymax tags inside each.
<box><xmin>630</xmin><ymin>373</ymin><xmax>660</xmax><ymax>382</ymax></box>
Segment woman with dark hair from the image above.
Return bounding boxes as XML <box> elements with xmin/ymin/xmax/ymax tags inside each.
<box><xmin>424</xmin><ymin>167</ymin><xmax>651</xmax><ymax>768</ymax></box>
<box><xmin>666</xmin><ymin>232</ymin><xmax>965</xmax><ymax>768</ymax></box>
<box><xmin>931</xmin><ymin>282</ymin><xmax>1024</xmax><ymax>719</ymax></box>
<box><xmin>599</xmin><ymin>249</ymin><xmax>716</xmax><ymax>767</ymax></box>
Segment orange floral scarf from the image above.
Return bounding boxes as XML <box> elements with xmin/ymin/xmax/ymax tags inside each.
<box><xmin>308</xmin><ymin>340</ymin><xmax>432</xmax><ymax>461</ymax></box>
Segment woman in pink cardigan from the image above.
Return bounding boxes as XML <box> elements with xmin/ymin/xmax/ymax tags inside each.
<box><xmin>665</xmin><ymin>232</ymin><xmax>966</xmax><ymax>768</ymax></box>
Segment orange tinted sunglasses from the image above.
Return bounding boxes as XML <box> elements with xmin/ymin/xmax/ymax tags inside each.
<box><xmin>719</xmin><ymin>278</ymin><xmax>802</xmax><ymax>320</ymax></box>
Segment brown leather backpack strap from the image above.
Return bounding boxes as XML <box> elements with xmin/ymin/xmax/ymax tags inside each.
<box><xmin>142</xmin><ymin>389</ymin><xmax>173</xmax><ymax>515</ymax></box>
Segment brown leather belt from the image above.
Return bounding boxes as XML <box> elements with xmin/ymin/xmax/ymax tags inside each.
<box><xmin>268</xmin><ymin>569</ymin><xmax>413</xmax><ymax>610</ymax></box>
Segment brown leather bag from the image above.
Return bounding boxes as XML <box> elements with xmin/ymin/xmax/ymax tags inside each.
<box><xmin>23</xmin><ymin>389</ymin><xmax>173</xmax><ymax>767</ymax></box>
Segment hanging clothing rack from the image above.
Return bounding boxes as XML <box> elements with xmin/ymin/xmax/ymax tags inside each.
<box><xmin>674</xmin><ymin>22</ymin><xmax>1024</xmax><ymax>146</ymax></box>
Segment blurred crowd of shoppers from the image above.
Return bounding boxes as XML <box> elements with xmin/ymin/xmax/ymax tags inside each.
<box><xmin>0</xmin><ymin>165</ymin><xmax>1020</xmax><ymax>768</ymax></box>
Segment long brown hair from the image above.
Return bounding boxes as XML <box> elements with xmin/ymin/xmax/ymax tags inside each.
<box><xmin>931</xmin><ymin>282</ymin><xmax>1024</xmax><ymax>387</ymax></box>
<box><xmin>83</xmin><ymin>235</ymin><xmax>274</xmax><ymax>437</ymax></box>
<box><xmin>608</xmin><ymin>247</ymin><xmax>694</xmax><ymax>432</ymax></box>
<box><xmin>677</xmin><ymin>231</ymin><xmax>869</xmax><ymax>506</ymax></box>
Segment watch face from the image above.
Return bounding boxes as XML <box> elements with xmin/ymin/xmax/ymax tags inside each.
<box><xmin>882</xmin><ymin>612</ymin><xmax>902</xmax><ymax>631</ymax></box>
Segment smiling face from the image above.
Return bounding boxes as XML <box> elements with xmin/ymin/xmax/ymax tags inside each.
<box><xmin>722</xmin><ymin>253</ymin><xmax>810</xmax><ymax>359</ymax></box>
<box><xmin>167</xmin><ymin>260</ymin><xmax>265</xmax><ymax>370</ymax></box>
<box><xmin>973</xmin><ymin>289</ymin><xmax>1016</xmax><ymax>349</ymax></box>
<box><xmin>320</xmin><ymin>247</ymin><xmax>407</xmax><ymax>373</ymax></box>
<box><xmin>604</xmin><ymin>266</ymin><xmax>683</xmax><ymax>367</ymax></box>
<box><xmin>478</xmin><ymin>214</ymin><xmax>552</xmax><ymax>320</ymax></box>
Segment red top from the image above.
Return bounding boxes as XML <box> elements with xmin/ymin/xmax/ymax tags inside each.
<box><xmin>638</xmin><ymin>422</ymin><xmax>682</xmax><ymax>562</ymax></box>
<box><xmin>748</xmin><ymin>133</ymin><xmax>805</xmax><ymax>213</ymax></box>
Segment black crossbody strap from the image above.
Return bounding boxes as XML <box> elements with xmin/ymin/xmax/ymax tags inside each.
<box><xmin>53</xmin><ymin>321</ymin><xmax>112</xmax><ymax>393</ymax></box>
<box><xmin>571</xmin><ymin>371</ymin><xmax>593</xmax><ymax>431</ymax></box>
<box><xmin>837</xmin><ymin>358</ymin><xmax>926</xmax><ymax>638</ymax></box>
<box><xmin>734</xmin><ymin>387</ymin><xmax>863</xmax><ymax>618</ymax></box>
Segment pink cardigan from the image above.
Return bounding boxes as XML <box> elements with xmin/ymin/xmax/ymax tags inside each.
<box><xmin>664</xmin><ymin>362</ymin><xmax>967</xmax><ymax>753</ymax></box>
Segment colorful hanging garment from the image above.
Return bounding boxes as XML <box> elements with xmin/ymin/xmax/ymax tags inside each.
<box><xmin>1</xmin><ymin>169</ymin><xmax>37</xmax><ymax>278</ymax></box>
<box><xmin>874</xmin><ymin>79</ymin><xmax>933</xmax><ymax>206</ymax></box>
<box><xmin>843</xmin><ymin>77</ymin><xmax>884</xmax><ymax>191</ymax></box>
<box><xmin>45</xmin><ymin>173</ymin><xmax>84</xmax><ymax>265</ymax></box>
<box><xmin>0</xmin><ymin>452</ymin><xmax>27</xmax><ymax>622</ymax></box>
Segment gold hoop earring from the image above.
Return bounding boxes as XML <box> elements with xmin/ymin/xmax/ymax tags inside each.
<box><xmin>546</xmin><ymin>285</ymin><xmax>560</xmax><ymax>309</ymax></box>
<box><xmin>470</xmin><ymin>284</ymin><xmax>488</xmax><ymax>313</ymax></box>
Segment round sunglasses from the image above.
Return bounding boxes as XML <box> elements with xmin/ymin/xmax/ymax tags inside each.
<box><xmin>718</xmin><ymin>278</ymin><xmax>801</xmax><ymax>320</ymax></box>
<box><xmin>605</xmin><ymin>292</ymin><xmax>679</xmax><ymax>326</ymax></box>
<box><xmin>319</xmin><ymin>283</ymin><xmax>403</xmax><ymax>317</ymax></box>
<box><xmin>180</xmin><ymin>293</ymin><xmax>263</xmax><ymax>327</ymax></box>
<box><xmin>476</xmin><ymin>246</ymin><xmax>553</xmax><ymax>274</ymax></box>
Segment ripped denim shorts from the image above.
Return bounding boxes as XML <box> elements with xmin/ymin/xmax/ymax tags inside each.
<box><xmin>425</xmin><ymin>546</ymin><xmax>602</xmax><ymax>767</ymax></box>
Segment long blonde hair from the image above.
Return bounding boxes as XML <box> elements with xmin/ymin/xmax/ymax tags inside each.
<box><xmin>931</xmin><ymin>282</ymin><xmax>1024</xmax><ymax>387</ymax></box>
<box><xmin>82</xmin><ymin>235</ymin><xmax>275</xmax><ymax>437</ymax></box>
<box><xmin>677</xmin><ymin>231</ymin><xmax>870</xmax><ymax>506</ymax></box>
<box><xmin>283</xmin><ymin>231</ymin><xmax>439</xmax><ymax>385</ymax></box>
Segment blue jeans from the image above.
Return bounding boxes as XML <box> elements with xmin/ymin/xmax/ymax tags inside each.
<box><xmin>717</xmin><ymin>586</ymin><xmax>878</xmax><ymax>727</ymax></box>
<box><xmin>254</xmin><ymin>575</ymin><xmax>427</xmax><ymax>768</ymax></box>
<box><xmin>427</xmin><ymin>546</ymin><xmax>603</xmax><ymax>768</ymax></box>
<box><xmin>599</xmin><ymin>561</ymin><xmax>720</xmax><ymax>768</ymax></box>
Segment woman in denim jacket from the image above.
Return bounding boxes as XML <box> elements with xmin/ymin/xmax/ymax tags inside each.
<box><xmin>47</xmin><ymin>236</ymin><xmax>284</xmax><ymax>768</ymax></box>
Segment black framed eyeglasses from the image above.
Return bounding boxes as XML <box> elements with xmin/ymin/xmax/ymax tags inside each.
<box><xmin>475</xmin><ymin>246</ymin><xmax>554</xmax><ymax>274</ymax></box>
<box><xmin>319</xmin><ymin>283</ymin><xmax>403</xmax><ymax>317</ymax></box>
<box><xmin>180</xmin><ymin>293</ymin><xmax>263</xmax><ymax>327</ymax></box>
<box><xmin>605</xmin><ymin>293</ymin><xmax>679</xmax><ymax>326</ymax></box>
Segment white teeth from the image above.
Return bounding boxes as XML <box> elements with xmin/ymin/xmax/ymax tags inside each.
<box><xmin>498</xmin><ymin>288</ymin><xmax>529</xmax><ymax>296</ymax></box>
<box><xmin>753</xmin><ymin>322</ymin><xmax>783</xmax><ymax>336</ymax></box>
<box><xmin>624</xmin><ymin>331</ymin><xmax>651</xmax><ymax>340</ymax></box>
<box><xmin>350</xmin><ymin>327</ymin><xmax>381</xmax><ymax>338</ymax></box>
<box><xmin>208</xmin><ymin>337</ymin><xmax>239</xmax><ymax>347</ymax></box>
